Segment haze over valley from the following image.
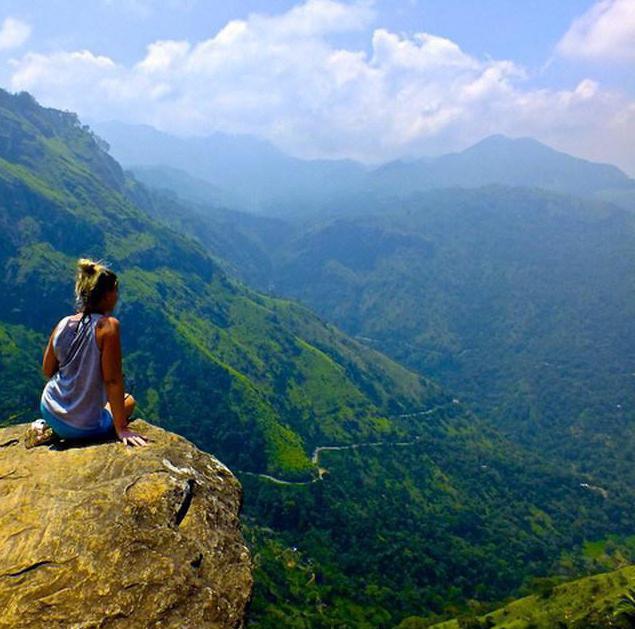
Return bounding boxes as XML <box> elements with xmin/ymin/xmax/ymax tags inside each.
<box><xmin>1</xmin><ymin>1</ymin><xmax>635</xmax><ymax>626</ymax></box>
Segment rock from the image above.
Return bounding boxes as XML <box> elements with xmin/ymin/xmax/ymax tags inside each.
<box><xmin>0</xmin><ymin>419</ymin><xmax>253</xmax><ymax>628</ymax></box>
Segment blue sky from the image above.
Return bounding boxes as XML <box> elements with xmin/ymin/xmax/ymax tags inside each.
<box><xmin>0</xmin><ymin>0</ymin><xmax>633</xmax><ymax>173</ymax></box>
<box><xmin>0</xmin><ymin>1</ymin><xmax>612</xmax><ymax>83</ymax></box>
<box><xmin>0</xmin><ymin>1</ymin><xmax>597</xmax><ymax>62</ymax></box>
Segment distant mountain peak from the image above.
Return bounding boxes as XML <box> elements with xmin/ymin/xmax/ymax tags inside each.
<box><xmin>474</xmin><ymin>133</ymin><xmax>513</xmax><ymax>144</ymax></box>
<box><xmin>93</xmin><ymin>117</ymin><xmax>634</xmax><ymax>213</ymax></box>
<box><xmin>464</xmin><ymin>133</ymin><xmax>552</xmax><ymax>153</ymax></box>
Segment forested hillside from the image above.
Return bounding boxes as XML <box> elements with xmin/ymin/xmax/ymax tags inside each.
<box><xmin>0</xmin><ymin>88</ymin><xmax>435</xmax><ymax>480</ymax></box>
<box><xmin>265</xmin><ymin>188</ymin><xmax>635</xmax><ymax>493</ymax></box>
<box><xmin>427</xmin><ymin>563</ymin><xmax>635</xmax><ymax>628</ymax></box>
<box><xmin>3</xmin><ymin>90</ymin><xmax>635</xmax><ymax>626</ymax></box>
<box><xmin>143</xmin><ymin>181</ymin><xmax>635</xmax><ymax>493</ymax></box>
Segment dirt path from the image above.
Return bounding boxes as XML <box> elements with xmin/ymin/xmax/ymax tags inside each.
<box><xmin>237</xmin><ymin>403</ymin><xmax>452</xmax><ymax>485</ymax></box>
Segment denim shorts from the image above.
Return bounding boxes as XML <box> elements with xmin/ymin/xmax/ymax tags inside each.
<box><xmin>40</xmin><ymin>401</ymin><xmax>114</xmax><ymax>440</ymax></box>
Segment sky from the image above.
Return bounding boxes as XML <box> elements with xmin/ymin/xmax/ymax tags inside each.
<box><xmin>0</xmin><ymin>0</ymin><xmax>633</xmax><ymax>174</ymax></box>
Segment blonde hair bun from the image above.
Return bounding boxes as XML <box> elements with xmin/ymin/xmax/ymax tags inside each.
<box><xmin>77</xmin><ymin>258</ymin><xmax>98</xmax><ymax>276</ymax></box>
<box><xmin>75</xmin><ymin>258</ymin><xmax>118</xmax><ymax>313</ymax></box>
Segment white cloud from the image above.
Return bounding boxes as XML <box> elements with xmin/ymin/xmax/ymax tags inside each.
<box><xmin>7</xmin><ymin>0</ymin><xmax>635</xmax><ymax>174</ymax></box>
<box><xmin>0</xmin><ymin>17</ymin><xmax>31</xmax><ymax>50</ymax></box>
<box><xmin>10</xmin><ymin>50</ymin><xmax>118</xmax><ymax>102</ymax></box>
<box><xmin>557</xmin><ymin>0</ymin><xmax>635</xmax><ymax>61</ymax></box>
<box><xmin>136</xmin><ymin>40</ymin><xmax>190</xmax><ymax>73</ymax></box>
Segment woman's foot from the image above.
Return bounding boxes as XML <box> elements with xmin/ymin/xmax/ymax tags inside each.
<box><xmin>25</xmin><ymin>419</ymin><xmax>57</xmax><ymax>449</ymax></box>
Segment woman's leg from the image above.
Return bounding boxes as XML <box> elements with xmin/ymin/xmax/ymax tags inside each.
<box><xmin>39</xmin><ymin>403</ymin><xmax>103</xmax><ymax>441</ymax></box>
<box><xmin>105</xmin><ymin>393</ymin><xmax>136</xmax><ymax>426</ymax></box>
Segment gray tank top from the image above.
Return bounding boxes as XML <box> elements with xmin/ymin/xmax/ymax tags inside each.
<box><xmin>41</xmin><ymin>313</ymin><xmax>107</xmax><ymax>429</ymax></box>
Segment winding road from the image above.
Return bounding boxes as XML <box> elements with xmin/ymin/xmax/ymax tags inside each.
<box><xmin>237</xmin><ymin>402</ymin><xmax>454</xmax><ymax>486</ymax></box>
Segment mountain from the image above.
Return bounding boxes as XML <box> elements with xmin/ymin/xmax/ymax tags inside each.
<box><xmin>0</xmin><ymin>420</ymin><xmax>252</xmax><ymax>628</ymax></box>
<box><xmin>91</xmin><ymin>120</ymin><xmax>368</xmax><ymax>213</ymax></box>
<box><xmin>93</xmin><ymin>121</ymin><xmax>635</xmax><ymax>213</ymax></box>
<box><xmin>373</xmin><ymin>134</ymin><xmax>635</xmax><ymax>204</ymax></box>
<box><xmin>128</xmin><ymin>177</ymin><xmax>635</xmax><ymax>470</ymax></box>
<box><xmin>4</xmin><ymin>90</ymin><xmax>635</xmax><ymax>626</ymax></box>
<box><xmin>244</xmin><ymin>187</ymin><xmax>635</xmax><ymax>479</ymax></box>
<box><xmin>0</xmin><ymin>89</ymin><xmax>438</xmax><ymax>480</ymax></box>
<box><xmin>132</xmin><ymin>164</ymin><xmax>224</xmax><ymax>206</ymax></box>
<box><xmin>128</xmin><ymin>184</ymin><xmax>293</xmax><ymax>287</ymax></box>
<box><xmin>137</xmin><ymin>180</ymin><xmax>635</xmax><ymax>514</ymax></box>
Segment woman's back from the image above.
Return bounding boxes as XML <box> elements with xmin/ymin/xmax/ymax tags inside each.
<box><xmin>41</xmin><ymin>312</ymin><xmax>107</xmax><ymax>429</ymax></box>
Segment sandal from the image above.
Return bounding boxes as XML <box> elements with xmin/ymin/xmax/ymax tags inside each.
<box><xmin>25</xmin><ymin>419</ymin><xmax>57</xmax><ymax>449</ymax></box>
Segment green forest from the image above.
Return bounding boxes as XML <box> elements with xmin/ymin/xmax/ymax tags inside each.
<box><xmin>2</xmin><ymin>89</ymin><xmax>635</xmax><ymax>627</ymax></box>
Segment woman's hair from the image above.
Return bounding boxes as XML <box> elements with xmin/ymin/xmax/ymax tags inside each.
<box><xmin>75</xmin><ymin>258</ymin><xmax>118</xmax><ymax>313</ymax></box>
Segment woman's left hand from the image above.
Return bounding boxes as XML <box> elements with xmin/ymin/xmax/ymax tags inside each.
<box><xmin>117</xmin><ymin>429</ymin><xmax>148</xmax><ymax>447</ymax></box>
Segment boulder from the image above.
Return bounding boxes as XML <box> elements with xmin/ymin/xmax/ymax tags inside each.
<box><xmin>0</xmin><ymin>419</ymin><xmax>253</xmax><ymax>628</ymax></box>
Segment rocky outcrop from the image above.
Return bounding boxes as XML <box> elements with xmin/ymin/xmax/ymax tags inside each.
<box><xmin>0</xmin><ymin>420</ymin><xmax>253</xmax><ymax>628</ymax></box>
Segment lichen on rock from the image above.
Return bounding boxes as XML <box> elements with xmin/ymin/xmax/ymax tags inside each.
<box><xmin>0</xmin><ymin>419</ymin><xmax>253</xmax><ymax>628</ymax></box>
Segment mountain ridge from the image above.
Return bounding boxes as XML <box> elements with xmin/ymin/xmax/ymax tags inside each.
<box><xmin>93</xmin><ymin>119</ymin><xmax>635</xmax><ymax>213</ymax></box>
<box><xmin>0</xmin><ymin>87</ymin><xmax>438</xmax><ymax>482</ymax></box>
<box><xmin>5</xmin><ymin>89</ymin><xmax>635</xmax><ymax>626</ymax></box>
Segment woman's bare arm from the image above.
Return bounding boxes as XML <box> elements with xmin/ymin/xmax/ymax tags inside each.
<box><xmin>99</xmin><ymin>317</ymin><xmax>146</xmax><ymax>446</ymax></box>
<box><xmin>42</xmin><ymin>326</ymin><xmax>59</xmax><ymax>379</ymax></box>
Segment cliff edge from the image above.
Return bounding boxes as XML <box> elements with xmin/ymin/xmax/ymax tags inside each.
<box><xmin>0</xmin><ymin>419</ymin><xmax>253</xmax><ymax>628</ymax></box>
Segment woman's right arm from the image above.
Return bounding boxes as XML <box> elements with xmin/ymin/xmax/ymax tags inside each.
<box><xmin>42</xmin><ymin>325</ymin><xmax>60</xmax><ymax>379</ymax></box>
<box><xmin>100</xmin><ymin>317</ymin><xmax>147</xmax><ymax>447</ymax></box>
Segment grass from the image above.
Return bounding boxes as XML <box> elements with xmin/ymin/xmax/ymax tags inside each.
<box><xmin>429</xmin><ymin>565</ymin><xmax>635</xmax><ymax>628</ymax></box>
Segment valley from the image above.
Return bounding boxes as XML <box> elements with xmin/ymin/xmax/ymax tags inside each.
<box><xmin>2</xmin><ymin>89</ymin><xmax>635</xmax><ymax>626</ymax></box>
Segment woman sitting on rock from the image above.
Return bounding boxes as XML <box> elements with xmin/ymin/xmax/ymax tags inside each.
<box><xmin>30</xmin><ymin>258</ymin><xmax>147</xmax><ymax>447</ymax></box>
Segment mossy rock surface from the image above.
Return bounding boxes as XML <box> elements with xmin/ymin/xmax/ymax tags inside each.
<box><xmin>0</xmin><ymin>420</ymin><xmax>253</xmax><ymax>628</ymax></box>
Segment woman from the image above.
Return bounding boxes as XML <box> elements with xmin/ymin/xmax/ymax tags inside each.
<box><xmin>34</xmin><ymin>258</ymin><xmax>147</xmax><ymax>447</ymax></box>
